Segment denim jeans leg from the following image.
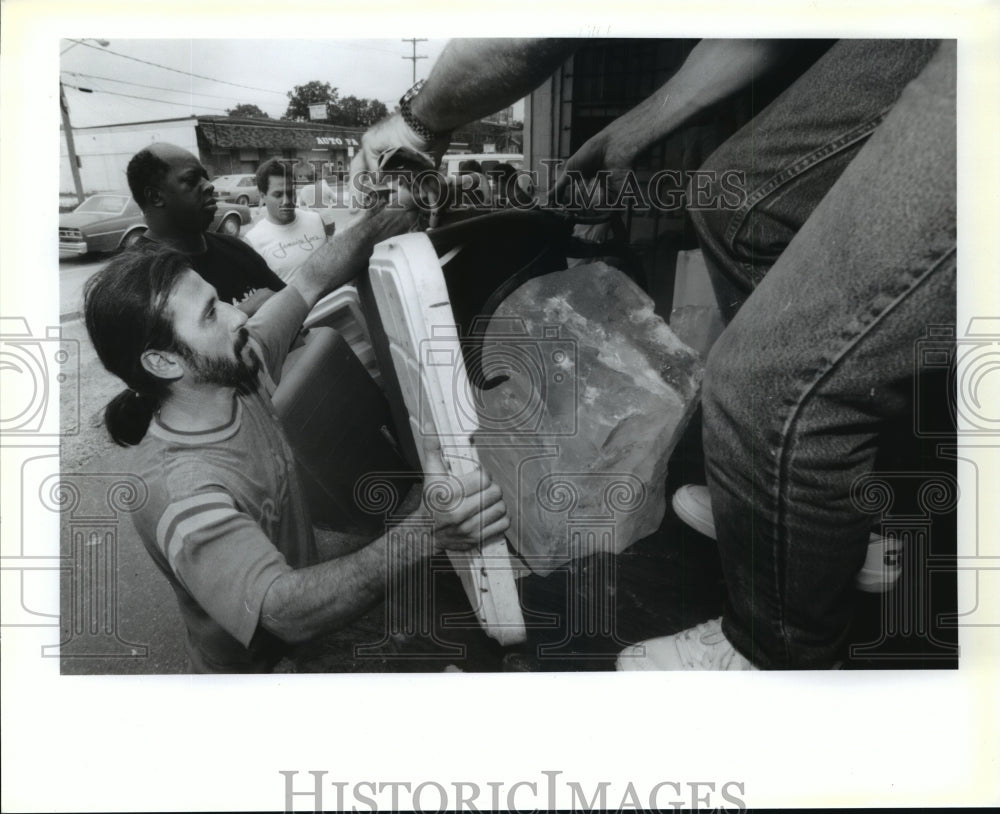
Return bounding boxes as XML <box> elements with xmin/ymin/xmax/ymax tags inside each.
<box><xmin>689</xmin><ymin>39</ymin><xmax>940</xmax><ymax>322</ymax></box>
<box><xmin>702</xmin><ymin>41</ymin><xmax>956</xmax><ymax>668</ymax></box>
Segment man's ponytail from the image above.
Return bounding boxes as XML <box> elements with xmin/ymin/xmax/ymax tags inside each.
<box><xmin>104</xmin><ymin>388</ymin><xmax>160</xmax><ymax>447</ymax></box>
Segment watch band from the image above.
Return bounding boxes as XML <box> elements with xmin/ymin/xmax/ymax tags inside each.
<box><xmin>399</xmin><ymin>80</ymin><xmax>448</xmax><ymax>143</ymax></box>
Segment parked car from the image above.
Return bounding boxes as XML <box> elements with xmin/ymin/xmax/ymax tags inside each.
<box><xmin>208</xmin><ymin>174</ymin><xmax>235</xmax><ymax>194</ymax></box>
<box><xmin>59</xmin><ymin>192</ymin><xmax>252</xmax><ymax>257</ymax></box>
<box><xmin>211</xmin><ymin>173</ymin><xmax>260</xmax><ymax>206</ymax></box>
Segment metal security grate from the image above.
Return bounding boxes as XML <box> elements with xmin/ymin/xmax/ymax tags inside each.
<box><xmin>560</xmin><ymin>40</ymin><xmax>704</xmax><ymax>305</ymax></box>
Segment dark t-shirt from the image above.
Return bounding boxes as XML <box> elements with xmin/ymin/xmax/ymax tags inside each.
<box><xmin>139</xmin><ymin>232</ymin><xmax>285</xmax><ymax>305</ymax></box>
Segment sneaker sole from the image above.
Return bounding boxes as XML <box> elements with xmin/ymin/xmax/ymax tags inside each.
<box><xmin>671</xmin><ymin>489</ymin><xmax>717</xmax><ymax>539</ymax></box>
<box><xmin>854</xmin><ymin>534</ymin><xmax>903</xmax><ymax>593</ymax></box>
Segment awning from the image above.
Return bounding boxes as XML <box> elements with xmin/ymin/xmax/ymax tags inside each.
<box><xmin>197</xmin><ymin>117</ymin><xmax>362</xmax><ymax>151</ymax></box>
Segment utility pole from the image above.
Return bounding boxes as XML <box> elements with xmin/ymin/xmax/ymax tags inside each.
<box><xmin>401</xmin><ymin>38</ymin><xmax>428</xmax><ymax>85</ymax></box>
<box><xmin>60</xmin><ymin>39</ymin><xmax>108</xmax><ymax>205</ymax></box>
<box><xmin>60</xmin><ymin>81</ymin><xmax>86</xmax><ymax>205</ymax></box>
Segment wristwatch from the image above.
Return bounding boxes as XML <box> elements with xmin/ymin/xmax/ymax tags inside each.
<box><xmin>398</xmin><ymin>80</ymin><xmax>449</xmax><ymax>143</ymax></box>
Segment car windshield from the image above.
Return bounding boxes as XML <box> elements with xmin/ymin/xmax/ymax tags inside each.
<box><xmin>76</xmin><ymin>195</ymin><xmax>128</xmax><ymax>215</ymax></box>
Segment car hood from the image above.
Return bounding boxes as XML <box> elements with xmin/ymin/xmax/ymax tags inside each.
<box><xmin>60</xmin><ymin>211</ymin><xmax>118</xmax><ymax>229</ymax></box>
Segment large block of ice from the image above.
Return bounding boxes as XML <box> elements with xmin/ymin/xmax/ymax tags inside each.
<box><xmin>474</xmin><ymin>262</ymin><xmax>703</xmax><ymax>575</ymax></box>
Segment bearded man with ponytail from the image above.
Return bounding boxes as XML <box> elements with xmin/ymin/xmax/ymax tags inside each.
<box><xmin>84</xmin><ymin>207</ymin><xmax>510</xmax><ymax>673</ymax></box>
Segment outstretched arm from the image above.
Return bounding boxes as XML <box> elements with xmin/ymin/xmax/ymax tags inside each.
<box><xmin>412</xmin><ymin>38</ymin><xmax>577</xmax><ymax>133</ymax></box>
<box><xmin>350</xmin><ymin>38</ymin><xmax>578</xmax><ymax>178</ymax></box>
<box><xmin>554</xmin><ymin>39</ymin><xmax>792</xmax><ymax>197</ymax></box>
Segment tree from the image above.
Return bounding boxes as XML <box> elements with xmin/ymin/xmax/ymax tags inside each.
<box><xmin>333</xmin><ymin>96</ymin><xmax>389</xmax><ymax>128</ymax></box>
<box><xmin>226</xmin><ymin>103</ymin><xmax>270</xmax><ymax>119</ymax></box>
<box><xmin>283</xmin><ymin>81</ymin><xmax>389</xmax><ymax>126</ymax></box>
<box><xmin>283</xmin><ymin>81</ymin><xmax>338</xmax><ymax>122</ymax></box>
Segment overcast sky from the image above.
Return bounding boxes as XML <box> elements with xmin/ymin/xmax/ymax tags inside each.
<box><xmin>59</xmin><ymin>38</ymin><xmax>457</xmax><ymax>128</ymax></box>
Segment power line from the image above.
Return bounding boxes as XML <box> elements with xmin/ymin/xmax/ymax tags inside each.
<box><xmin>63</xmin><ymin>39</ymin><xmax>287</xmax><ymax>96</ymax></box>
<box><xmin>401</xmin><ymin>38</ymin><xmax>428</xmax><ymax>85</ymax></box>
<box><xmin>61</xmin><ymin>71</ymin><xmax>262</xmax><ymax>104</ymax></box>
<box><xmin>61</xmin><ymin>83</ymin><xmax>229</xmax><ymax>113</ymax></box>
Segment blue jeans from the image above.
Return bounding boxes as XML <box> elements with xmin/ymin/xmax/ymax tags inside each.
<box><xmin>690</xmin><ymin>40</ymin><xmax>956</xmax><ymax>668</ymax></box>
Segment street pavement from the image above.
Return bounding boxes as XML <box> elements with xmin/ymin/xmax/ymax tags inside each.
<box><xmin>59</xmin><ymin>255</ymin><xmax>106</xmax><ymax>321</ymax></box>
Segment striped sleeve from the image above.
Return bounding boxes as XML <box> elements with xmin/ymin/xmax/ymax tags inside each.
<box><xmin>154</xmin><ymin>491</ymin><xmax>293</xmax><ymax>648</ymax></box>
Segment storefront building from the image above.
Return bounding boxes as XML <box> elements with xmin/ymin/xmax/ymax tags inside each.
<box><xmin>60</xmin><ymin>115</ymin><xmax>364</xmax><ymax>195</ymax></box>
<box><xmin>196</xmin><ymin>116</ymin><xmax>362</xmax><ymax>181</ymax></box>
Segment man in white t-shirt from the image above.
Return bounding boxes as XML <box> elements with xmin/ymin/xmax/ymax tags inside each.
<box><xmin>243</xmin><ymin>158</ymin><xmax>331</xmax><ymax>284</ymax></box>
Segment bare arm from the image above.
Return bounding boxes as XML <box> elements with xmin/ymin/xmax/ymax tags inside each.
<box><xmin>350</xmin><ymin>38</ymin><xmax>577</xmax><ymax>181</ymax></box>
<box><xmin>259</xmin><ymin>465</ymin><xmax>510</xmax><ymax>644</ymax></box>
<box><xmin>259</xmin><ymin>526</ymin><xmax>414</xmax><ymax>643</ymax></box>
<box><xmin>411</xmin><ymin>38</ymin><xmax>577</xmax><ymax>133</ymax></box>
<box><xmin>555</xmin><ymin>39</ymin><xmax>791</xmax><ymax>195</ymax></box>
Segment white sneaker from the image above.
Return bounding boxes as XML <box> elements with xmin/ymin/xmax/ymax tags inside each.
<box><xmin>616</xmin><ymin>617</ymin><xmax>757</xmax><ymax>671</ymax></box>
<box><xmin>672</xmin><ymin>485</ymin><xmax>901</xmax><ymax>593</ymax></box>
<box><xmin>671</xmin><ymin>484</ymin><xmax>716</xmax><ymax>538</ymax></box>
<box><xmin>854</xmin><ymin>533</ymin><xmax>903</xmax><ymax>593</ymax></box>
